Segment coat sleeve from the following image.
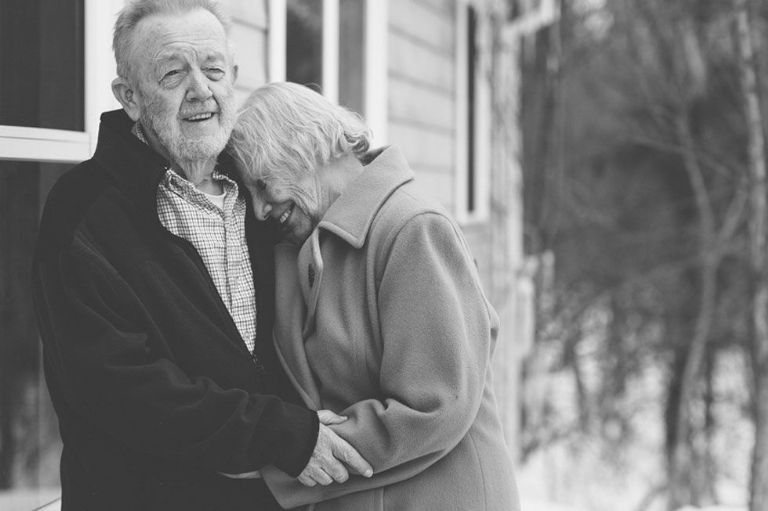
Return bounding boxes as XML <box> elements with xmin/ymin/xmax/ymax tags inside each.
<box><xmin>33</xmin><ymin>237</ymin><xmax>318</xmax><ymax>477</ymax></box>
<box><xmin>263</xmin><ymin>211</ymin><xmax>498</xmax><ymax>507</ymax></box>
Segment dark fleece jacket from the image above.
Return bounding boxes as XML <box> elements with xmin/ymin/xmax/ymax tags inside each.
<box><xmin>32</xmin><ymin>109</ymin><xmax>318</xmax><ymax>511</ymax></box>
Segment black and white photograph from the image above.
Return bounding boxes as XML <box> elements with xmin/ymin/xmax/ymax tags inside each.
<box><xmin>0</xmin><ymin>1</ymin><xmax>765</xmax><ymax>510</ymax></box>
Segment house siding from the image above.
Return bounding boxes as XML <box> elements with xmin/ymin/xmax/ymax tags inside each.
<box><xmin>387</xmin><ymin>0</ymin><xmax>458</xmax><ymax>219</ymax></box>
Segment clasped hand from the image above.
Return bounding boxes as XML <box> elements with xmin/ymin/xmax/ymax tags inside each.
<box><xmin>297</xmin><ymin>410</ymin><xmax>373</xmax><ymax>487</ymax></box>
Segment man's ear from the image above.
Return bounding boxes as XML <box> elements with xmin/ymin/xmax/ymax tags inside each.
<box><xmin>112</xmin><ymin>77</ymin><xmax>141</xmax><ymax>121</ymax></box>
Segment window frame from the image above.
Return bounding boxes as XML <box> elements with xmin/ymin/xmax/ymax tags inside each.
<box><xmin>0</xmin><ymin>0</ymin><xmax>122</xmax><ymax>164</ymax></box>
<box><xmin>454</xmin><ymin>0</ymin><xmax>491</xmax><ymax>225</ymax></box>
<box><xmin>268</xmin><ymin>0</ymin><xmax>388</xmax><ymax>145</ymax></box>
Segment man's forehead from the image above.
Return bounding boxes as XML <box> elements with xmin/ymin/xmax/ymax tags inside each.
<box><xmin>133</xmin><ymin>9</ymin><xmax>229</xmax><ymax>60</ymax></box>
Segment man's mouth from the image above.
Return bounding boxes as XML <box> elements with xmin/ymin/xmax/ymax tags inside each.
<box><xmin>185</xmin><ymin>112</ymin><xmax>215</xmax><ymax>122</ymax></box>
<box><xmin>277</xmin><ymin>203</ymin><xmax>295</xmax><ymax>226</ymax></box>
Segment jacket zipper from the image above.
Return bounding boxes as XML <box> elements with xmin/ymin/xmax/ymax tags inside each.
<box><xmin>155</xmin><ymin>201</ymin><xmax>265</xmax><ymax>376</ymax></box>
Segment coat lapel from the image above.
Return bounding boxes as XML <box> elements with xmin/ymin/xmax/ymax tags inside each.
<box><xmin>298</xmin><ymin>228</ymin><xmax>324</xmax><ymax>338</ymax></box>
<box><xmin>272</xmin><ymin>243</ymin><xmax>321</xmax><ymax>409</ymax></box>
<box><xmin>318</xmin><ymin>146</ymin><xmax>413</xmax><ymax>248</ymax></box>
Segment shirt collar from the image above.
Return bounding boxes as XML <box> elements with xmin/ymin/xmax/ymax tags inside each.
<box><xmin>317</xmin><ymin>146</ymin><xmax>413</xmax><ymax>248</ymax></box>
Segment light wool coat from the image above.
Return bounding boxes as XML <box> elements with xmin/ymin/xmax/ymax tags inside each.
<box><xmin>262</xmin><ymin>147</ymin><xmax>520</xmax><ymax>510</ymax></box>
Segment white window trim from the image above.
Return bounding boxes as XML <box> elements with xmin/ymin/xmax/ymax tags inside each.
<box><xmin>322</xmin><ymin>0</ymin><xmax>340</xmax><ymax>104</ymax></box>
<box><xmin>0</xmin><ymin>126</ymin><xmax>90</xmax><ymax>163</ymax></box>
<box><xmin>455</xmin><ymin>0</ymin><xmax>491</xmax><ymax>225</ymax></box>
<box><xmin>365</xmin><ymin>0</ymin><xmax>388</xmax><ymax>147</ymax></box>
<box><xmin>0</xmin><ymin>0</ymin><xmax>121</xmax><ymax>164</ymax></box>
<box><xmin>268</xmin><ymin>0</ymin><xmax>388</xmax><ymax>145</ymax></box>
<box><xmin>268</xmin><ymin>0</ymin><xmax>287</xmax><ymax>82</ymax></box>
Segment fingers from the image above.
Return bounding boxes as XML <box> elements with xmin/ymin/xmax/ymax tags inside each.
<box><xmin>317</xmin><ymin>409</ymin><xmax>348</xmax><ymax>425</ymax></box>
<box><xmin>320</xmin><ymin>456</ymin><xmax>349</xmax><ymax>483</ymax></box>
<box><xmin>298</xmin><ymin>425</ymin><xmax>352</xmax><ymax>486</ymax></box>
<box><xmin>331</xmin><ymin>434</ymin><xmax>373</xmax><ymax>478</ymax></box>
<box><xmin>297</xmin><ymin>472</ymin><xmax>317</xmax><ymax>487</ymax></box>
<box><xmin>298</xmin><ymin>464</ymin><xmax>336</xmax><ymax>486</ymax></box>
<box><xmin>299</xmin><ymin>424</ymin><xmax>374</xmax><ymax>488</ymax></box>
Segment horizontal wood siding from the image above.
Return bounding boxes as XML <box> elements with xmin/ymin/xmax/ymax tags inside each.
<box><xmin>388</xmin><ymin>0</ymin><xmax>456</xmax><ymax>217</ymax></box>
<box><xmin>388</xmin><ymin>120</ymin><xmax>453</xmax><ymax>170</ymax></box>
<box><xmin>389</xmin><ymin>34</ymin><xmax>453</xmax><ymax>92</ymax></box>
<box><xmin>408</xmin><ymin>167</ymin><xmax>455</xmax><ymax>211</ymax></box>
<box><xmin>389</xmin><ymin>79</ymin><xmax>453</xmax><ymax>131</ymax></box>
<box><xmin>389</xmin><ymin>0</ymin><xmax>454</xmax><ymax>51</ymax></box>
<box><xmin>411</xmin><ymin>0</ymin><xmax>454</xmax><ymax>17</ymax></box>
<box><xmin>461</xmin><ymin>222</ymin><xmax>493</xmax><ymax>291</ymax></box>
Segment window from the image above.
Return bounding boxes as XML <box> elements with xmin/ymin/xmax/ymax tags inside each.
<box><xmin>0</xmin><ymin>161</ymin><xmax>70</xmax><ymax>511</ymax></box>
<box><xmin>0</xmin><ymin>2</ymin><xmax>85</xmax><ymax>509</ymax></box>
<box><xmin>0</xmin><ymin>0</ymin><xmax>120</xmax><ymax>162</ymax></box>
<box><xmin>269</xmin><ymin>0</ymin><xmax>388</xmax><ymax>144</ymax></box>
<box><xmin>283</xmin><ymin>0</ymin><xmax>364</xmax><ymax>111</ymax></box>
<box><xmin>0</xmin><ymin>1</ymin><xmax>121</xmax><ymax>508</ymax></box>
<box><xmin>0</xmin><ymin>0</ymin><xmax>89</xmax><ymax>164</ymax></box>
<box><xmin>338</xmin><ymin>0</ymin><xmax>366</xmax><ymax>115</ymax></box>
<box><xmin>286</xmin><ymin>0</ymin><xmax>324</xmax><ymax>92</ymax></box>
<box><xmin>455</xmin><ymin>1</ymin><xmax>491</xmax><ymax>223</ymax></box>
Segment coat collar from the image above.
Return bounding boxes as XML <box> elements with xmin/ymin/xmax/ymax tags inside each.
<box><xmin>92</xmin><ymin>110</ymin><xmax>169</xmax><ymax>223</ymax></box>
<box><xmin>317</xmin><ymin>146</ymin><xmax>414</xmax><ymax>248</ymax></box>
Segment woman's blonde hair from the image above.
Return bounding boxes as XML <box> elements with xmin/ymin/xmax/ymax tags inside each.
<box><xmin>228</xmin><ymin>82</ymin><xmax>371</xmax><ymax>187</ymax></box>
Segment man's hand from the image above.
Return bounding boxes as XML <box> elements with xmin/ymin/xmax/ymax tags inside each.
<box><xmin>297</xmin><ymin>412</ymin><xmax>373</xmax><ymax>487</ymax></box>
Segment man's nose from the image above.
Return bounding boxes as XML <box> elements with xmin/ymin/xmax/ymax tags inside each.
<box><xmin>251</xmin><ymin>195</ymin><xmax>273</xmax><ymax>221</ymax></box>
<box><xmin>186</xmin><ymin>69</ymin><xmax>213</xmax><ymax>101</ymax></box>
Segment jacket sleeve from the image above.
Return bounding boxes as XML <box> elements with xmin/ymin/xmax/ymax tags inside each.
<box><xmin>263</xmin><ymin>211</ymin><xmax>497</xmax><ymax>507</ymax></box>
<box><xmin>33</xmin><ymin>237</ymin><xmax>318</xmax><ymax>477</ymax></box>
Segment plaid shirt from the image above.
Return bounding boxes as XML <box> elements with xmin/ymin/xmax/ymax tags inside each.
<box><xmin>136</xmin><ymin>126</ymin><xmax>257</xmax><ymax>353</ymax></box>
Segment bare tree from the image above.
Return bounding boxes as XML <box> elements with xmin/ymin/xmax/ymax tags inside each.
<box><xmin>734</xmin><ymin>1</ymin><xmax>768</xmax><ymax>509</ymax></box>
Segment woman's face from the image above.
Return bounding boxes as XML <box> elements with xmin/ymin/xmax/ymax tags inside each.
<box><xmin>248</xmin><ymin>173</ymin><xmax>324</xmax><ymax>246</ymax></box>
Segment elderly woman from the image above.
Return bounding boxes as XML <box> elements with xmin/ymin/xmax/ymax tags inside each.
<box><xmin>228</xmin><ymin>82</ymin><xmax>520</xmax><ymax>511</ymax></box>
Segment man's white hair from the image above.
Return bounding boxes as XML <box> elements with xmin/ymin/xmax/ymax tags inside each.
<box><xmin>113</xmin><ymin>0</ymin><xmax>232</xmax><ymax>80</ymax></box>
<box><xmin>228</xmin><ymin>82</ymin><xmax>371</xmax><ymax>188</ymax></box>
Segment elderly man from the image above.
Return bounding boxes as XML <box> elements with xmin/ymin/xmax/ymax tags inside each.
<box><xmin>32</xmin><ymin>1</ymin><xmax>370</xmax><ymax>510</ymax></box>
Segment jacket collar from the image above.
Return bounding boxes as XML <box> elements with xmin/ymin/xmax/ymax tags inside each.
<box><xmin>92</xmin><ymin>109</ymin><xmax>240</xmax><ymax>224</ymax></box>
<box><xmin>92</xmin><ymin>110</ymin><xmax>170</xmax><ymax>224</ymax></box>
<box><xmin>317</xmin><ymin>146</ymin><xmax>413</xmax><ymax>248</ymax></box>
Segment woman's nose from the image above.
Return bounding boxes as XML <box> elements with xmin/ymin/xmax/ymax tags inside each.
<box><xmin>251</xmin><ymin>195</ymin><xmax>273</xmax><ymax>221</ymax></box>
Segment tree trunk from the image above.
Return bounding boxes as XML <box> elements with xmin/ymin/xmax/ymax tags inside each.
<box><xmin>734</xmin><ymin>1</ymin><xmax>768</xmax><ymax>510</ymax></box>
<box><xmin>666</xmin><ymin>108</ymin><xmax>719</xmax><ymax>511</ymax></box>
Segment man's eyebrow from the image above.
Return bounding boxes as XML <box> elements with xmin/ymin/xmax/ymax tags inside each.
<box><xmin>153</xmin><ymin>44</ymin><xmax>198</xmax><ymax>61</ymax></box>
<box><xmin>150</xmin><ymin>47</ymin><xmax>227</xmax><ymax>72</ymax></box>
<box><xmin>203</xmin><ymin>50</ymin><xmax>227</xmax><ymax>62</ymax></box>
<box><xmin>152</xmin><ymin>51</ymin><xmax>186</xmax><ymax>69</ymax></box>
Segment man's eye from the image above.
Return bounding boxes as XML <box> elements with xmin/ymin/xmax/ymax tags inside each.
<box><xmin>160</xmin><ymin>69</ymin><xmax>184</xmax><ymax>84</ymax></box>
<box><xmin>205</xmin><ymin>68</ymin><xmax>225</xmax><ymax>80</ymax></box>
<box><xmin>255</xmin><ymin>179</ymin><xmax>267</xmax><ymax>191</ymax></box>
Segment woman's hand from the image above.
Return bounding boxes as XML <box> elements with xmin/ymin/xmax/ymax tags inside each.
<box><xmin>296</xmin><ymin>412</ymin><xmax>373</xmax><ymax>487</ymax></box>
<box><xmin>317</xmin><ymin>409</ymin><xmax>348</xmax><ymax>426</ymax></box>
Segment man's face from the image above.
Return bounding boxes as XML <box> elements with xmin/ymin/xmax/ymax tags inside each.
<box><xmin>248</xmin><ymin>175</ymin><xmax>324</xmax><ymax>246</ymax></box>
<box><xmin>128</xmin><ymin>9</ymin><xmax>236</xmax><ymax>165</ymax></box>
